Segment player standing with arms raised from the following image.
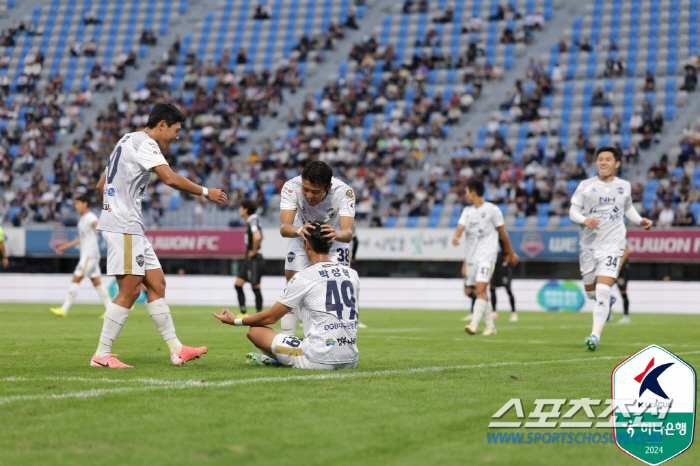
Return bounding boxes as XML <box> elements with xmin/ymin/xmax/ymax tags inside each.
<box><xmin>50</xmin><ymin>195</ymin><xmax>111</xmax><ymax>318</ymax></box>
<box><xmin>213</xmin><ymin>222</ymin><xmax>360</xmax><ymax>370</ymax></box>
<box><xmin>278</xmin><ymin>161</ymin><xmax>355</xmax><ymax>335</ymax></box>
<box><xmin>91</xmin><ymin>103</ymin><xmax>227</xmax><ymax>368</ymax></box>
<box><xmin>452</xmin><ymin>179</ymin><xmax>519</xmax><ymax>335</ymax></box>
<box><xmin>235</xmin><ymin>199</ymin><xmax>265</xmax><ymax>318</ymax></box>
<box><xmin>569</xmin><ymin>147</ymin><xmax>651</xmax><ymax>351</ymax></box>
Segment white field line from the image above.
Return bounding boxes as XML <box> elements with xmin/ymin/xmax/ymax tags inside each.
<box><xmin>2</xmin><ymin>350</ymin><xmax>700</xmax><ymax>406</ymax></box>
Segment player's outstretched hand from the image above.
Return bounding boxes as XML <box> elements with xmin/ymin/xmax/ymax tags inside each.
<box><xmin>56</xmin><ymin>244</ymin><xmax>68</xmax><ymax>255</ymax></box>
<box><xmin>452</xmin><ymin>237</ymin><xmax>460</xmax><ymax>246</ymax></box>
<box><xmin>583</xmin><ymin>218</ymin><xmax>599</xmax><ymax>229</ymax></box>
<box><xmin>319</xmin><ymin>224</ymin><xmax>337</xmax><ymax>243</ymax></box>
<box><xmin>212</xmin><ymin>308</ymin><xmax>236</xmax><ymax>325</ymax></box>
<box><xmin>206</xmin><ymin>188</ymin><xmax>228</xmax><ymax>206</ymax></box>
<box><xmin>640</xmin><ymin>218</ymin><xmax>653</xmax><ymax>230</ymax></box>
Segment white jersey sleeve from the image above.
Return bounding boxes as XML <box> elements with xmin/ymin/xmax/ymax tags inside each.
<box><xmin>280</xmin><ymin>180</ymin><xmax>298</xmax><ymax>211</ymax></box>
<box><xmin>278</xmin><ymin>274</ymin><xmax>307</xmax><ymax>309</ymax></box>
<box><xmin>490</xmin><ymin>203</ymin><xmax>505</xmax><ymax>229</ymax></box>
<box><xmin>457</xmin><ymin>206</ymin><xmax>470</xmax><ymax>226</ymax></box>
<box><xmin>336</xmin><ymin>185</ymin><xmax>356</xmax><ymax>217</ymax></box>
<box><xmin>135</xmin><ymin>137</ymin><xmax>168</xmax><ymax>171</ymax></box>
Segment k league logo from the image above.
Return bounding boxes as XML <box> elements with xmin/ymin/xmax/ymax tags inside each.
<box><xmin>611</xmin><ymin>345</ymin><xmax>696</xmax><ymax>465</ymax></box>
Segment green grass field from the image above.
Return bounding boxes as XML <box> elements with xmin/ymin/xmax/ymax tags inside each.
<box><xmin>1</xmin><ymin>304</ymin><xmax>698</xmax><ymax>466</ymax></box>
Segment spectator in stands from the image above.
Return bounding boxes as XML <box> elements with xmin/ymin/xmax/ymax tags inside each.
<box><xmin>345</xmin><ymin>9</ymin><xmax>359</xmax><ymax>30</ymax></box>
<box><xmin>140</xmin><ymin>30</ymin><xmax>157</xmax><ymax>46</ymax></box>
<box><xmin>644</xmin><ymin>72</ymin><xmax>655</xmax><ymax>92</ymax></box>
<box><xmin>675</xmin><ymin>204</ymin><xmax>696</xmax><ymax>226</ymax></box>
<box><xmin>681</xmin><ymin>64</ymin><xmax>697</xmax><ymax>91</ymax></box>
<box><xmin>489</xmin><ymin>5</ymin><xmax>505</xmax><ymax>21</ymax></box>
<box><xmin>575</xmin><ymin>128</ymin><xmax>588</xmax><ymax>150</ymax></box>
<box><xmin>83</xmin><ymin>7</ymin><xmax>101</xmax><ymax>24</ymax></box>
<box><xmin>0</xmin><ymin>52</ymin><xmax>10</xmax><ymax>68</ymax></box>
<box><xmin>465</xmin><ymin>14</ymin><xmax>482</xmax><ymax>33</ymax></box>
<box><xmin>657</xmin><ymin>200</ymin><xmax>675</xmax><ymax>228</ymax></box>
<box><xmin>597</xmin><ymin>115</ymin><xmax>611</xmax><ymax>135</ymax></box>
<box><xmin>84</xmin><ymin>40</ymin><xmax>97</xmax><ymax>57</ymax></box>
<box><xmin>629</xmin><ymin>111</ymin><xmax>643</xmax><ymax>133</ymax></box>
<box><xmin>591</xmin><ymin>86</ymin><xmax>611</xmax><ymax>106</ymax></box>
<box><xmin>402</xmin><ymin>1</ymin><xmax>413</xmax><ymax>14</ymax></box>
<box><xmin>500</xmin><ymin>28</ymin><xmax>515</xmax><ymax>44</ymax></box>
<box><xmin>432</xmin><ymin>6</ymin><xmax>454</xmax><ymax>23</ymax></box>
<box><xmin>577</xmin><ymin>37</ymin><xmax>592</xmax><ymax>52</ymax></box>
<box><xmin>70</xmin><ymin>40</ymin><xmax>82</xmax><ymax>57</ymax></box>
<box><xmin>253</xmin><ymin>3</ymin><xmax>271</xmax><ymax>20</ymax></box>
<box><xmin>236</xmin><ymin>49</ymin><xmax>247</xmax><ymax>64</ymax></box>
<box><xmin>653</xmin><ymin>112</ymin><xmax>664</xmax><ymax>135</ymax></box>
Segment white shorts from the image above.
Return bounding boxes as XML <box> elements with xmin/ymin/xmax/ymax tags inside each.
<box><xmin>103</xmin><ymin>231</ymin><xmax>161</xmax><ymax>276</ymax></box>
<box><xmin>270</xmin><ymin>333</ymin><xmax>357</xmax><ymax>370</ymax></box>
<box><xmin>579</xmin><ymin>248</ymin><xmax>624</xmax><ymax>284</ymax></box>
<box><xmin>464</xmin><ymin>261</ymin><xmax>495</xmax><ymax>288</ymax></box>
<box><xmin>73</xmin><ymin>255</ymin><xmax>101</xmax><ymax>279</ymax></box>
<box><xmin>284</xmin><ymin>237</ymin><xmax>350</xmax><ymax>271</ymax></box>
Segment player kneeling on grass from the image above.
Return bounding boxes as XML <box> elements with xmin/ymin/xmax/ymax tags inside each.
<box><xmin>213</xmin><ymin>222</ymin><xmax>360</xmax><ymax>370</ymax></box>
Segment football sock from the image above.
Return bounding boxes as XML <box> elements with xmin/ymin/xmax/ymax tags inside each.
<box><xmin>253</xmin><ymin>288</ymin><xmax>263</xmax><ymax>313</ymax></box>
<box><xmin>235</xmin><ymin>285</ymin><xmax>246</xmax><ymax>314</ymax></box>
<box><xmin>591</xmin><ymin>283</ymin><xmax>612</xmax><ymax>340</ymax></box>
<box><xmin>61</xmin><ymin>282</ymin><xmax>80</xmax><ymax>313</ymax></box>
<box><xmin>507</xmin><ymin>288</ymin><xmax>516</xmax><ymax>312</ymax></box>
<box><xmin>281</xmin><ymin>308</ymin><xmax>298</xmax><ymax>335</ymax></box>
<box><xmin>490</xmin><ymin>289</ymin><xmax>497</xmax><ymax>311</ymax></box>
<box><xmin>147</xmin><ymin>298</ymin><xmax>183</xmax><ymax>354</ymax></box>
<box><xmin>472</xmin><ymin>298</ymin><xmax>488</xmax><ymax>328</ymax></box>
<box><xmin>622</xmin><ymin>293</ymin><xmax>629</xmax><ymax>315</ymax></box>
<box><xmin>96</xmin><ymin>283</ymin><xmax>111</xmax><ymax>309</ymax></box>
<box><xmin>95</xmin><ymin>302</ymin><xmax>130</xmax><ymax>358</ymax></box>
<box><xmin>484</xmin><ymin>301</ymin><xmax>495</xmax><ymax>328</ymax></box>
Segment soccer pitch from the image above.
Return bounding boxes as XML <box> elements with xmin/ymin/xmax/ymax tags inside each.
<box><xmin>1</xmin><ymin>304</ymin><xmax>698</xmax><ymax>466</ymax></box>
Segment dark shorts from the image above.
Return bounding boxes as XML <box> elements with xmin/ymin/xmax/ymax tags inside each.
<box><xmin>238</xmin><ymin>254</ymin><xmax>265</xmax><ymax>285</ymax></box>
<box><xmin>617</xmin><ymin>262</ymin><xmax>630</xmax><ymax>290</ymax></box>
<box><xmin>491</xmin><ymin>255</ymin><xmax>513</xmax><ymax>288</ymax></box>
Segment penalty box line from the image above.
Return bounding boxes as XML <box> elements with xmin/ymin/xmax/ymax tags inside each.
<box><xmin>2</xmin><ymin>350</ymin><xmax>700</xmax><ymax>406</ymax></box>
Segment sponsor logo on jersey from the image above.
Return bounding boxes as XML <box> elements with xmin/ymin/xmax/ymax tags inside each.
<box><xmin>327</xmin><ymin>208</ymin><xmax>336</xmax><ymax>218</ymax></box>
<box><xmin>326</xmin><ymin>338</ymin><xmax>336</xmax><ymax>346</ymax></box>
<box><xmin>287</xmin><ymin>188</ymin><xmax>293</xmax><ymax>193</ymax></box>
<box><xmin>287</xmin><ymin>251</ymin><xmax>296</xmax><ymax>263</ymax></box>
<box><xmin>107</xmin><ymin>188</ymin><xmax>115</xmax><ymax>196</ymax></box>
<box><xmin>617</xmin><ymin>187</ymin><xmax>624</xmax><ymax>194</ymax></box>
<box><xmin>599</xmin><ymin>196</ymin><xmax>616</xmax><ymax>204</ymax></box>
<box><xmin>346</xmin><ymin>189</ymin><xmax>355</xmax><ymax>199</ymax></box>
<box><xmin>337</xmin><ymin>336</ymin><xmax>357</xmax><ymax>347</ymax></box>
<box><xmin>135</xmin><ymin>254</ymin><xmax>145</xmax><ymax>267</ymax></box>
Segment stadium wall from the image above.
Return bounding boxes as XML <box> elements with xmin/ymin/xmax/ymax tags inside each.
<box><xmin>1</xmin><ymin>274</ymin><xmax>698</xmax><ymax>314</ymax></box>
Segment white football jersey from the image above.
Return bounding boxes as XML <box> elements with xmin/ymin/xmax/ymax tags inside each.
<box><xmin>77</xmin><ymin>211</ymin><xmax>100</xmax><ymax>259</ymax></box>
<box><xmin>457</xmin><ymin>201</ymin><xmax>505</xmax><ymax>264</ymax></box>
<box><xmin>571</xmin><ymin>176</ymin><xmax>632</xmax><ymax>251</ymax></box>
<box><xmin>279</xmin><ymin>175</ymin><xmax>355</xmax><ymax>228</ymax></box>
<box><xmin>278</xmin><ymin>262</ymin><xmax>360</xmax><ymax>365</ymax></box>
<box><xmin>97</xmin><ymin>132</ymin><xmax>169</xmax><ymax>235</ymax></box>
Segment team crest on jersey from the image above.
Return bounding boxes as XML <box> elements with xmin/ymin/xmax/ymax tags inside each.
<box><xmin>287</xmin><ymin>252</ymin><xmax>296</xmax><ymax>263</ymax></box>
<box><xmin>481</xmin><ymin>213</ymin><xmax>486</xmax><ymax>218</ymax></box>
<box><xmin>617</xmin><ymin>187</ymin><xmax>624</xmax><ymax>194</ymax></box>
<box><xmin>135</xmin><ymin>254</ymin><xmax>145</xmax><ymax>267</ymax></box>
<box><xmin>107</xmin><ymin>188</ymin><xmax>115</xmax><ymax>196</ymax></box>
<box><xmin>346</xmin><ymin>189</ymin><xmax>355</xmax><ymax>199</ymax></box>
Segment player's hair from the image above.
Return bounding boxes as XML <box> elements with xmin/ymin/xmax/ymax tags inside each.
<box><xmin>301</xmin><ymin>161</ymin><xmax>332</xmax><ymax>187</ymax></box>
<box><xmin>74</xmin><ymin>194</ymin><xmax>90</xmax><ymax>206</ymax></box>
<box><xmin>146</xmin><ymin>103</ymin><xmax>185</xmax><ymax>129</ymax></box>
<box><xmin>466</xmin><ymin>178</ymin><xmax>485</xmax><ymax>197</ymax></box>
<box><xmin>239</xmin><ymin>199</ymin><xmax>258</xmax><ymax>216</ymax></box>
<box><xmin>595</xmin><ymin>146</ymin><xmax>621</xmax><ymax>163</ymax></box>
<box><xmin>305</xmin><ymin>222</ymin><xmax>332</xmax><ymax>254</ymax></box>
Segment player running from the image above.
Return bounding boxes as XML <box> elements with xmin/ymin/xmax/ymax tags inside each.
<box><xmin>616</xmin><ymin>244</ymin><xmax>631</xmax><ymax>324</ymax></box>
<box><xmin>235</xmin><ymin>199</ymin><xmax>265</xmax><ymax>318</ymax></box>
<box><xmin>91</xmin><ymin>103</ymin><xmax>227</xmax><ymax>368</ymax></box>
<box><xmin>213</xmin><ymin>222</ymin><xmax>360</xmax><ymax>370</ymax></box>
<box><xmin>490</xmin><ymin>238</ymin><xmax>518</xmax><ymax>322</ymax></box>
<box><xmin>278</xmin><ymin>161</ymin><xmax>355</xmax><ymax>336</ymax></box>
<box><xmin>452</xmin><ymin>179</ymin><xmax>519</xmax><ymax>335</ymax></box>
<box><xmin>568</xmin><ymin>147</ymin><xmax>651</xmax><ymax>351</ymax></box>
<box><xmin>50</xmin><ymin>195</ymin><xmax>111</xmax><ymax>318</ymax></box>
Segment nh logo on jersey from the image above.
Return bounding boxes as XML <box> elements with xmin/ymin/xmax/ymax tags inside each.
<box><xmin>612</xmin><ymin>345</ymin><xmax>696</xmax><ymax>465</ymax></box>
<box><xmin>599</xmin><ymin>196</ymin><xmax>616</xmax><ymax>204</ymax></box>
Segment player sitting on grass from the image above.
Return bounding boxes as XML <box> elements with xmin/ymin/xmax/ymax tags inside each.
<box><xmin>213</xmin><ymin>222</ymin><xmax>360</xmax><ymax>370</ymax></box>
